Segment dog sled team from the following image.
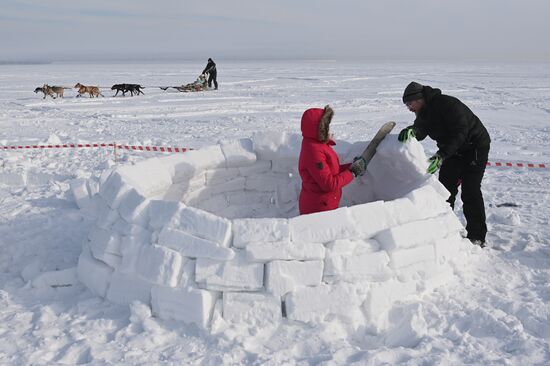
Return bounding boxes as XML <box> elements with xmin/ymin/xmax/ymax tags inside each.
<box><xmin>34</xmin><ymin>58</ymin><xmax>218</xmax><ymax>99</ymax></box>
<box><xmin>36</xmin><ymin>83</ymin><xmax>147</xmax><ymax>99</ymax></box>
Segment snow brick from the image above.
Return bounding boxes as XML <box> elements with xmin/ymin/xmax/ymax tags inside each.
<box><xmin>324</xmin><ymin>239</ymin><xmax>391</xmax><ymax>282</ymax></box>
<box><xmin>232</xmin><ymin>218</ymin><xmax>290</xmax><ymax>248</ymax></box>
<box><xmin>136</xmin><ymin>244</ymin><xmax>183</xmax><ymax>287</ymax></box>
<box><xmin>118</xmin><ymin>188</ymin><xmax>150</xmax><ymax>226</ymax></box>
<box><xmin>151</xmin><ymin>285</ymin><xmax>218</xmax><ymax>328</ymax></box>
<box><xmin>246</xmin><ymin>241</ymin><xmax>325</xmax><ymax>262</ymax></box>
<box><xmin>195</xmin><ymin>252</ymin><xmax>263</xmax><ymax>291</ymax></box>
<box><xmin>158</xmin><ymin>227</ymin><xmax>234</xmax><ymax>261</ymax></box>
<box><xmin>77</xmin><ymin>246</ymin><xmax>113</xmax><ymax>298</ymax></box>
<box><xmin>348</xmin><ymin>200</ymin><xmax>398</xmax><ymax>239</ymax></box>
<box><xmin>223</xmin><ymin>292</ymin><xmax>282</xmax><ymax>324</ymax></box>
<box><xmin>148</xmin><ymin>200</ymin><xmax>183</xmax><ymax>231</ymax></box>
<box><xmin>237</xmin><ymin>160</ymin><xmax>272</xmax><ymax>176</ymax></box>
<box><xmin>405</xmin><ymin>184</ymin><xmax>450</xmax><ymax>219</ymax></box>
<box><xmin>99</xmin><ymin>171</ymin><xmax>131</xmax><ymax>209</ymax></box>
<box><xmin>285</xmin><ymin>283</ymin><xmax>363</xmax><ymax>323</ymax></box>
<box><xmin>117</xmin><ymin>157</ymin><xmax>172</xmax><ymax>197</ymax></box>
<box><xmin>219</xmin><ymin>138</ymin><xmax>257</xmax><ymax>167</ymax></box>
<box><xmin>265</xmin><ymin>260</ymin><xmax>324</xmax><ymax>297</ymax></box>
<box><xmin>205</xmin><ymin>167</ymin><xmax>240</xmax><ymax>186</ymax></box>
<box><xmin>362</xmin><ymin>278</ymin><xmax>417</xmax><ymax>328</ymax></box>
<box><xmin>106</xmin><ymin>271</ymin><xmax>152</xmax><ymax>306</ymax></box>
<box><xmin>175</xmin><ymin>206</ymin><xmax>232</xmax><ymax>247</ymax></box>
<box><xmin>290</xmin><ymin>207</ymin><xmax>360</xmax><ymax>243</ymax></box>
<box><xmin>32</xmin><ymin>267</ymin><xmax>79</xmax><ymax>288</ymax></box>
<box><xmin>376</xmin><ymin>213</ymin><xmax>458</xmax><ymax>251</ymax></box>
<box><xmin>168</xmin><ymin>145</ymin><xmax>226</xmax><ymax>183</ymax></box>
<box><xmin>70</xmin><ymin>178</ymin><xmax>91</xmax><ymax>209</ymax></box>
<box><xmin>88</xmin><ymin>226</ymin><xmax>121</xmax><ymax>256</ymax></box>
<box><xmin>388</xmin><ymin>244</ymin><xmax>436</xmax><ymax>269</ymax></box>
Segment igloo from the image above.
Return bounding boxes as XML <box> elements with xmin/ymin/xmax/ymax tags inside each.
<box><xmin>75</xmin><ymin>132</ymin><xmax>472</xmax><ymax>331</ymax></box>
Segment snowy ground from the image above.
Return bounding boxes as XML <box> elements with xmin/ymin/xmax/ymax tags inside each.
<box><xmin>0</xmin><ymin>61</ymin><xmax>549</xmax><ymax>365</ymax></box>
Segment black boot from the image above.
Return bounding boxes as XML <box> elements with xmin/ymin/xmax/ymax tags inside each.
<box><xmin>469</xmin><ymin>238</ymin><xmax>486</xmax><ymax>248</ymax></box>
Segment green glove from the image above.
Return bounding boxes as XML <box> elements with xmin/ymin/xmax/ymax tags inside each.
<box><xmin>398</xmin><ymin>127</ymin><xmax>416</xmax><ymax>143</ymax></box>
<box><xmin>427</xmin><ymin>153</ymin><xmax>443</xmax><ymax>174</ymax></box>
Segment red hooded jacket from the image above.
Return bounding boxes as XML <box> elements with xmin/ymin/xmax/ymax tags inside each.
<box><xmin>298</xmin><ymin>107</ymin><xmax>354</xmax><ymax>215</ymax></box>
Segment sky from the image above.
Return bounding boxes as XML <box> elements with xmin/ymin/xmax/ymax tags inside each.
<box><xmin>1</xmin><ymin>0</ymin><xmax>550</xmax><ymax>62</ymax></box>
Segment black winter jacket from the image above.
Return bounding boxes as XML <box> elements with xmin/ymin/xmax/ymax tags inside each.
<box><xmin>202</xmin><ymin>60</ymin><xmax>217</xmax><ymax>75</ymax></box>
<box><xmin>409</xmin><ymin>86</ymin><xmax>491</xmax><ymax>160</ymax></box>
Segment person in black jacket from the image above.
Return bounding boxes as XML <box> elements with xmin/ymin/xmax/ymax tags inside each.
<box><xmin>398</xmin><ymin>82</ymin><xmax>491</xmax><ymax>247</ymax></box>
<box><xmin>202</xmin><ymin>58</ymin><xmax>218</xmax><ymax>90</ymax></box>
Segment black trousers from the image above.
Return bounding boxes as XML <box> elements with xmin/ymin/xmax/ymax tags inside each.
<box><xmin>438</xmin><ymin>147</ymin><xmax>489</xmax><ymax>242</ymax></box>
<box><xmin>208</xmin><ymin>71</ymin><xmax>218</xmax><ymax>89</ymax></box>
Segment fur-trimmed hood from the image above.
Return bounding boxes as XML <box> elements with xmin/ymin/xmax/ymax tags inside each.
<box><xmin>300</xmin><ymin>105</ymin><xmax>334</xmax><ymax>144</ymax></box>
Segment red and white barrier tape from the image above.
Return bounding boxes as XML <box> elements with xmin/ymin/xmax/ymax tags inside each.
<box><xmin>1</xmin><ymin>143</ymin><xmax>192</xmax><ymax>153</ymax></box>
<box><xmin>485</xmin><ymin>161</ymin><xmax>546</xmax><ymax>169</ymax></box>
<box><xmin>0</xmin><ymin>144</ymin><xmax>547</xmax><ymax>168</ymax></box>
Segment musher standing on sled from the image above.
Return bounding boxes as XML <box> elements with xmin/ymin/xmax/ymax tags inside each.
<box><xmin>202</xmin><ymin>58</ymin><xmax>218</xmax><ymax>90</ymax></box>
<box><xmin>399</xmin><ymin>82</ymin><xmax>491</xmax><ymax>248</ymax></box>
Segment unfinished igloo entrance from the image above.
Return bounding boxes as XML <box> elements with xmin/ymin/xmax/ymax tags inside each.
<box><xmin>76</xmin><ymin>132</ymin><xmax>472</xmax><ymax>331</ymax></box>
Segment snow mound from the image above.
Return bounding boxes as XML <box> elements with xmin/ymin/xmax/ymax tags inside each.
<box><xmin>75</xmin><ymin>133</ymin><xmax>472</xmax><ymax>332</ymax></box>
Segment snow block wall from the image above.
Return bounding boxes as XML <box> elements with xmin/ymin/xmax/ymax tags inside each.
<box><xmin>75</xmin><ymin>133</ymin><xmax>472</xmax><ymax>331</ymax></box>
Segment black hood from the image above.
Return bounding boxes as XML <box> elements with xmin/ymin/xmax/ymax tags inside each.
<box><xmin>423</xmin><ymin>85</ymin><xmax>442</xmax><ymax>104</ymax></box>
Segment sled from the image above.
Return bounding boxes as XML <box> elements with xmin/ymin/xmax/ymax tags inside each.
<box><xmin>159</xmin><ymin>74</ymin><xmax>209</xmax><ymax>93</ymax></box>
<box><xmin>159</xmin><ymin>84</ymin><xmax>209</xmax><ymax>92</ymax></box>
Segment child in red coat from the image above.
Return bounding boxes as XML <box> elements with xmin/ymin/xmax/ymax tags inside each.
<box><xmin>298</xmin><ymin>105</ymin><xmax>364</xmax><ymax>215</ymax></box>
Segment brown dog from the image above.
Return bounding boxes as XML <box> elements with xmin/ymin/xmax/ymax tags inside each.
<box><xmin>36</xmin><ymin>84</ymin><xmax>66</xmax><ymax>99</ymax></box>
<box><xmin>74</xmin><ymin>83</ymin><xmax>104</xmax><ymax>98</ymax></box>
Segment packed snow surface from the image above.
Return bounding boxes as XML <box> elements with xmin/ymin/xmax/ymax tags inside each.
<box><xmin>0</xmin><ymin>61</ymin><xmax>549</xmax><ymax>365</ymax></box>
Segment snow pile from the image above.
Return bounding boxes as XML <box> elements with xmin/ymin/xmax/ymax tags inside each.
<box><xmin>74</xmin><ymin>133</ymin><xmax>472</xmax><ymax>332</ymax></box>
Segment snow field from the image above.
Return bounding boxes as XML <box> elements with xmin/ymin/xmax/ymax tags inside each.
<box><xmin>74</xmin><ymin>132</ymin><xmax>472</xmax><ymax>332</ymax></box>
<box><xmin>2</xmin><ymin>62</ymin><xmax>549</xmax><ymax>364</ymax></box>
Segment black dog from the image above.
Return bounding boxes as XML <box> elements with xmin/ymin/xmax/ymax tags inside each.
<box><xmin>111</xmin><ymin>83</ymin><xmax>145</xmax><ymax>97</ymax></box>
